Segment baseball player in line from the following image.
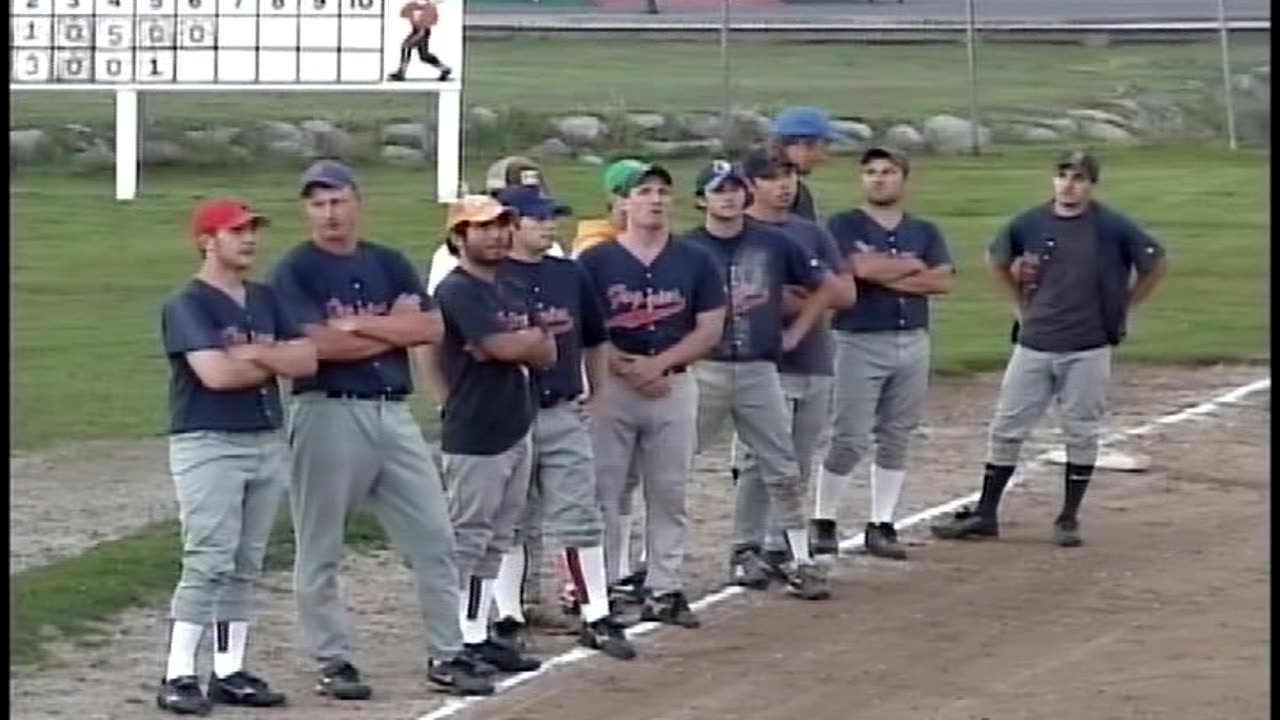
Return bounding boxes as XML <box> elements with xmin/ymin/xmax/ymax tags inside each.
<box><xmin>572</xmin><ymin>158</ymin><xmax>653</xmax><ymax>608</ymax></box>
<box><xmin>488</xmin><ymin>185</ymin><xmax>637</xmax><ymax>660</ymax></box>
<box><xmin>810</xmin><ymin>146</ymin><xmax>956</xmax><ymax>560</ymax></box>
<box><xmin>731</xmin><ymin>150</ymin><xmax>857</xmax><ymax>579</ymax></box>
<box><xmin>766</xmin><ymin>106</ymin><xmax>849</xmax><ymax>222</ymax></box>
<box><xmin>432</xmin><ymin>195</ymin><xmax>550</xmax><ymax>675</ymax></box>
<box><xmin>578</xmin><ymin>161</ymin><xmax>727</xmax><ymax>629</ymax></box>
<box><xmin>932</xmin><ymin>151</ymin><xmax>1167</xmax><ymax>546</ymax></box>
<box><xmin>680</xmin><ymin>160</ymin><xmax>843</xmax><ymax>600</ymax></box>
<box><xmin>268</xmin><ymin>161</ymin><xmax>492</xmax><ymax>699</ymax></box>
<box><xmin>157</xmin><ymin>199</ymin><xmax>317</xmax><ymax>715</ymax></box>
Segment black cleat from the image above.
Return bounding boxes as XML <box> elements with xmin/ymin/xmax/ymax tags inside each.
<box><xmin>491</xmin><ymin>616</ymin><xmax>528</xmax><ymax>652</ymax></box>
<box><xmin>809</xmin><ymin>518</ymin><xmax>840</xmax><ymax>556</ymax></box>
<box><xmin>930</xmin><ymin>506</ymin><xmax>1000</xmax><ymax>540</ymax></box>
<box><xmin>608</xmin><ymin>570</ymin><xmax>648</xmax><ymax>607</ymax></box>
<box><xmin>728</xmin><ymin>545</ymin><xmax>772</xmax><ymax>590</ymax></box>
<box><xmin>761</xmin><ymin>548</ymin><xmax>792</xmax><ymax>582</ymax></box>
<box><xmin>156</xmin><ymin>676</ymin><xmax>211</xmax><ymax>716</ymax></box>
<box><xmin>437</xmin><ymin>67</ymin><xmax>453</xmax><ymax>81</ymax></box>
<box><xmin>865</xmin><ymin>522</ymin><xmax>908</xmax><ymax>560</ymax></box>
<box><xmin>579</xmin><ymin>616</ymin><xmax>637</xmax><ymax>660</ymax></box>
<box><xmin>785</xmin><ymin>563</ymin><xmax>831</xmax><ymax>601</ymax></box>
<box><xmin>428</xmin><ymin>655</ymin><xmax>495</xmax><ymax>696</ymax></box>
<box><xmin>208</xmin><ymin>670</ymin><xmax>287</xmax><ymax>707</ymax></box>
<box><xmin>315</xmin><ymin>660</ymin><xmax>373</xmax><ymax>700</ymax></box>
<box><xmin>465</xmin><ymin>639</ymin><xmax>541</xmax><ymax>673</ymax></box>
<box><xmin>1053</xmin><ymin>517</ymin><xmax>1084</xmax><ymax>547</ymax></box>
<box><xmin>640</xmin><ymin>591</ymin><xmax>700</xmax><ymax>629</ymax></box>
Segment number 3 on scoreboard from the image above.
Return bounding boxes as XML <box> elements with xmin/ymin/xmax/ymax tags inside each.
<box><xmin>15</xmin><ymin>51</ymin><xmax>49</xmax><ymax>82</ymax></box>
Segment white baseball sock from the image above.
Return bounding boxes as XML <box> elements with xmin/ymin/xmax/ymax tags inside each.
<box><xmin>870</xmin><ymin>465</ymin><xmax>907</xmax><ymax>524</ymax></box>
<box><xmin>617</xmin><ymin>514</ymin><xmax>633</xmax><ymax>579</ymax></box>
<box><xmin>813</xmin><ymin>466</ymin><xmax>851</xmax><ymax>520</ymax></box>
<box><xmin>212</xmin><ymin>620</ymin><xmax>248</xmax><ymax>678</ymax></box>
<box><xmin>493</xmin><ymin>547</ymin><xmax>527</xmax><ymax>623</ymax></box>
<box><xmin>785</xmin><ymin>528</ymin><xmax>814</xmax><ymax>566</ymax></box>
<box><xmin>459</xmin><ymin>577</ymin><xmax>494</xmax><ymax>645</ymax></box>
<box><xmin>165</xmin><ymin>621</ymin><xmax>206</xmax><ymax>680</ymax></box>
<box><xmin>567</xmin><ymin>545</ymin><xmax>612</xmax><ymax>624</ymax></box>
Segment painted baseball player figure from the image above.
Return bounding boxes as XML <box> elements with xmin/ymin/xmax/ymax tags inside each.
<box><xmin>732</xmin><ymin>150</ymin><xmax>857</xmax><ymax>580</ymax></box>
<box><xmin>680</xmin><ymin>160</ymin><xmax>841</xmax><ymax>600</ymax></box>
<box><xmin>578</xmin><ymin>161</ymin><xmax>727</xmax><ymax>629</ymax></box>
<box><xmin>810</xmin><ymin>146</ymin><xmax>956</xmax><ymax>560</ymax></box>
<box><xmin>487</xmin><ymin>184</ymin><xmax>637</xmax><ymax>660</ymax></box>
<box><xmin>931</xmin><ymin>151</ymin><xmax>1167</xmax><ymax>546</ymax></box>
<box><xmin>388</xmin><ymin>0</ymin><xmax>453</xmax><ymax>81</ymax></box>
<box><xmin>268</xmin><ymin>161</ymin><xmax>492</xmax><ymax>699</ymax></box>
<box><xmin>156</xmin><ymin>199</ymin><xmax>317</xmax><ymax>715</ymax></box>
<box><xmin>432</xmin><ymin>194</ymin><xmax>550</xmax><ymax>674</ymax></box>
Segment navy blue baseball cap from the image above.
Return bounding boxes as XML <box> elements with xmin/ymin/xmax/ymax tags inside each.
<box><xmin>299</xmin><ymin>159</ymin><xmax>359</xmax><ymax>196</ymax></box>
<box><xmin>695</xmin><ymin>159</ymin><xmax>749</xmax><ymax>196</ymax></box>
<box><xmin>495</xmin><ymin>185</ymin><xmax>572</xmax><ymax>220</ymax></box>
<box><xmin>769</xmin><ymin>106</ymin><xmax>850</xmax><ymax>144</ymax></box>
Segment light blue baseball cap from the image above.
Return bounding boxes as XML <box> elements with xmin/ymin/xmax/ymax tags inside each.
<box><xmin>769</xmin><ymin>106</ymin><xmax>849</xmax><ymax>144</ymax></box>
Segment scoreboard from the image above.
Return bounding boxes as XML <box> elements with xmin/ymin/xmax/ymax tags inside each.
<box><xmin>9</xmin><ymin>0</ymin><xmax>463</xmax><ymax>87</ymax></box>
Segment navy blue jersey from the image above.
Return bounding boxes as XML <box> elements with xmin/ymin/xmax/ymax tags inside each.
<box><xmin>681</xmin><ymin>220</ymin><xmax>824</xmax><ymax>363</ymax></box>
<box><xmin>501</xmin><ymin>256</ymin><xmax>608</xmax><ymax>406</ymax></box>
<box><xmin>753</xmin><ymin>216</ymin><xmax>844</xmax><ymax>376</ymax></box>
<box><xmin>161</xmin><ymin>279</ymin><xmax>302</xmax><ymax>434</ymax></box>
<box><xmin>434</xmin><ymin>267</ymin><xmax>536</xmax><ymax>456</ymax></box>
<box><xmin>827</xmin><ymin>210</ymin><xmax>953</xmax><ymax>333</ymax></box>
<box><xmin>577</xmin><ymin>238</ymin><xmax>727</xmax><ymax>359</ymax></box>
<box><xmin>268</xmin><ymin>240</ymin><xmax>431</xmax><ymax>396</ymax></box>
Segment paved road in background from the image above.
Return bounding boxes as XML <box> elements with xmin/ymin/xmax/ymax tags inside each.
<box><xmin>468</xmin><ymin>0</ymin><xmax>1271</xmax><ymax>24</ymax></box>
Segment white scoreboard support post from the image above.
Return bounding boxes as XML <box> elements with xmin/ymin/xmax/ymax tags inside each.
<box><xmin>11</xmin><ymin>0</ymin><xmax>466</xmax><ymax>203</ymax></box>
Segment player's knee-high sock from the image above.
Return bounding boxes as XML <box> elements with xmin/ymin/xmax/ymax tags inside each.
<box><xmin>813</xmin><ymin>466</ymin><xmax>851</xmax><ymax>520</ymax></box>
<box><xmin>784</xmin><ymin>528</ymin><xmax>814</xmax><ymax>566</ymax></box>
<box><xmin>493</xmin><ymin>547</ymin><xmax>527</xmax><ymax>623</ymax></box>
<box><xmin>396</xmin><ymin>38</ymin><xmax>413</xmax><ymax>73</ymax></box>
<box><xmin>1059</xmin><ymin>464</ymin><xmax>1094</xmax><ymax>522</ymax></box>
<box><xmin>976</xmin><ymin>463</ymin><xmax>1017</xmax><ymax>519</ymax></box>
<box><xmin>616</xmin><ymin>514</ymin><xmax>633</xmax><ymax>579</ymax></box>
<box><xmin>165</xmin><ymin>620</ymin><xmax>206</xmax><ymax>680</ymax></box>
<box><xmin>564</xmin><ymin>546</ymin><xmax>611</xmax><ymax>623</ymax></box>
<box><xmin>212</xmin><ymin>620</ymin><xmax>248</xmax><ymax>678</ymax></box>
<box><xmin>458</xmin><ymin>576</ymin><xmax>493</xmax><ymax>645</ymax></box>
<box><xmin>869</xmin><ymin>465</ymin><xmax>906</xmax><ymax>524</ymax></box>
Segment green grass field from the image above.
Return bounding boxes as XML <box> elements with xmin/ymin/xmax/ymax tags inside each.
<box><xmin>11</xmin><ymin>145</ymin><xmax>1269</xmax><ymax>452</ymax></box>
<box><xmin>9</xmin><ymin>38</ymin><xmax>1270</xmax><ymax>128</ymax></box>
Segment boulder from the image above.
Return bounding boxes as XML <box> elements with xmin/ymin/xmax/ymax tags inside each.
<box><xmin>830</xmin><ymin>119</ymin><xmax>873</xmax><ymax>142</ymax></box>
<box><xmin>1077</xmin><ymin>120</ymin><xmax>1135</xmax><ymax>144</ymax></box>
<box><xmin>1001</xmin><ymin>124</ymin><xmax>1061</xmax><ymax>144</ymax></box>
<box><xmin>381</xmin><ymin>122</ymin><xmax>428</xmax><ymax>149</ymax></box>
<box><xmin>300</xmin><ymin>119</ymin><xmax>354</xmax><ymax>156</ymax></box>
<box><xmin>531</xmin><ymin>137</ymin><xmax>573</xmax><ymax>159</ymax></box>
<box><xmin>640</xmin><ymin>138</ymin><xmax>723</xmax><ymax>158</ymax></box>
<box><xmin>881</xmin><ymin>123</ymin><xmax>924</xmax><ymax>151</ymax></box>
<box><xmin>10</xmin><ymin>129</ymin><xmax>50</xmax><ymax>163</ymax></box>
<box><xmin>257</xmin><ymin>120</ymin><xmax>304</xmax><ymax>146</ymax></box>
<box><xmin>141</xmin><ymin>140</ymin><xmax>186</xmax><ymax>166</ymax></box>
<box><xmin>922</xmin><ymin>114</ymin><xmax>991</xmax><ymax>153</ymax></box>
<box><xmin>624</xmin><ymin>112</ymin><xmax>668</xmax><ymax>133</ymax></box>
<box><xmin>381</xmin><ymin>145</ymin><xmax>426</xmax><ymax>165</ymax></box>
<box><xmin>551</xmin><ymin>115</ymin><xmax>608</xmax><ymax>146</ymax></box>
<box><xmin>468</xmin><ymin>105</ymin><xmax>500</xmax><ymax>130</ymax></box>
<box><xmin>676</xmin><ymin>112</ymin><xmax>724</xmax><ymax>140</ymax></box>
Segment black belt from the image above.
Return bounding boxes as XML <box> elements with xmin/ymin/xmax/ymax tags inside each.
<box><xmin>320</xmin><ymin>390</ymin><xmax>408</xmax><ymax>402</ymax></box>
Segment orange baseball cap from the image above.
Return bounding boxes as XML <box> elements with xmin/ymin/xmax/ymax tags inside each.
<box><xmin>190</xmin><ymin>198</ymin><xmax>267</xmax><ymax>239</ymax></box>
<box><xmin>446</xmin><ymin>194</ymin><xmax>514</xmax><ymax>233</ymax></box>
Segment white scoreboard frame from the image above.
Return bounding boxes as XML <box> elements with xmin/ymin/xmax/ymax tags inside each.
<box><xmin>9</xmin><ymin>0</ymin><xmax>466</xmax><ymax>203</ymax></box>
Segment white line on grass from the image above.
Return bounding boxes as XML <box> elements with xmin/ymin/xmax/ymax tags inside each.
<box><xmin>417</xmin><ymin>375</ymin><xmax>1270</xmax><ymax>720</ymax></box>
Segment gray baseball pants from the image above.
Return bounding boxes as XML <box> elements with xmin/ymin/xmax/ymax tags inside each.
<box><xmin>592</xmin><ymin>371</ymin><xmax>698</xmax><ymax>594</ymax></box>
<box><xmin>987</xmin><ymin>344</ymin><xmax>1112</xmax><ymax>467</ymax></box>
<box><xmin>734</xmin><ymin>372</ymin><xmax>834</xmax><ymax>551</ymax></box>
<box><xmin>823</xmin><ymin>329</ymin><xmax>931</xmax><ymax>476</ymax></box>
<box><xmin>169</xmin><ymin>430</ymin><xmax>288</xmax><ymax>625</ymax></box>
<box><xmin>695</xmin><ymin>360</ymin><xmax>806</xmax><ymax>533</ymax></box>
<box><xmin>288</xmin><ymin>394</ymin><xmax>463</xmax><ymax>665</ymax></box>
<box><xmin>443</xmin><ymin>432</ymin><xmax>534</xmax><ymax>583</ymax></box>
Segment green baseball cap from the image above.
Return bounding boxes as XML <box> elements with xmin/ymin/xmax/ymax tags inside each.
<box><xmin>603</xmin><ymin>158</ymin><xmax>672</xmax><ymax>196</ymax></box>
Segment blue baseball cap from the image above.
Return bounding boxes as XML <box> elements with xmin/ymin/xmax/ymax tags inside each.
<box><xmin>299</xmin><ymin>159</ymin><xmax>359</xmax><ymax>196</ymax></box>
<box><xmin>769</xmin><ymin>106</ymin><xmax>849</xmax><ymax>144</ymax></box>
<box><xmin>495</xmin><ymin>185</ymin><xmax>572</xmax><ymax>220</ymax></box>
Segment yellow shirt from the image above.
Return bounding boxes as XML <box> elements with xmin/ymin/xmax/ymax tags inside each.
<box><xmin>571</xmin><ymin>218</ymin><xmax>620</xmax><ymax>257</ymax></box>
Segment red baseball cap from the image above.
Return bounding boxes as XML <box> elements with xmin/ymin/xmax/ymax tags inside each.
<box><xmin>190</xmin><ymin>198</ymin><xmax>268</xmax><ymax>239</ymax></box>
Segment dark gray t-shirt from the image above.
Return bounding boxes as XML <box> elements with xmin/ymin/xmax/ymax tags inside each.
<box><xmin>991</xmin><ymin>214</ymin><xmax>1109</xmax><ymax>352</ymax></box>
<box><xmin>754</xmin><ymin>216</ymin><xmax>842</xmax><ymax>376</ymax></box>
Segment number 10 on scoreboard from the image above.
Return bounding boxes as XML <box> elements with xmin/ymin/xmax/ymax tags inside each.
<box><xmin>9</xmin><ymin>0</ymin><xmax>463</xmax><ymax>87</ymax></box>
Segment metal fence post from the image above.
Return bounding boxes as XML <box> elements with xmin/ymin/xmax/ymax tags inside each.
<box><xmin>965</xmin><ymin>0</ymin><xmax>981</xmax><ymax>155</ymax></box>
<box><xmin>720</xmin><ymin>0</ymin><xmax>732</xmax><ymax>145</ymax></box>
<box><xmin>1216</xmin><ymin>0</ymin><xmax>1239</xmax><ymax>150</ymax></box>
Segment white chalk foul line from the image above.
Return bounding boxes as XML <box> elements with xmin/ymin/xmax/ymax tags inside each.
<box><xmin>417</xmin><ymin>374</ymin><xmax>1270</xmax><ymax>720</ymax></box>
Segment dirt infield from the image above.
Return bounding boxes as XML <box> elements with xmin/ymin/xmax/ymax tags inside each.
<box><xmin>10</xmin><ymin>364</ymin><xmax>1268</xmax><ymax>720</ymax></box>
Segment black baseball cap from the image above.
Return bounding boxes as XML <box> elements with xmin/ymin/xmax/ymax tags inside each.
<box><xmin>859</xmin><ymin>145</ymin><xmax>911</xmax><ymax>175</ymax></box>
<box><xmin>694</xmin><ymin>159</ymin><xmax>749</xmax><ymax>196</ymax></box>
<box><xmin>1055</xmin><ymin>150</ymin><xmax>1101</xmax><ymax>183</ymax></box>
<box><xmin>741</xmin><ymin>149</ymin><xmax>797</xmax><ymax>180</ymax></box>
